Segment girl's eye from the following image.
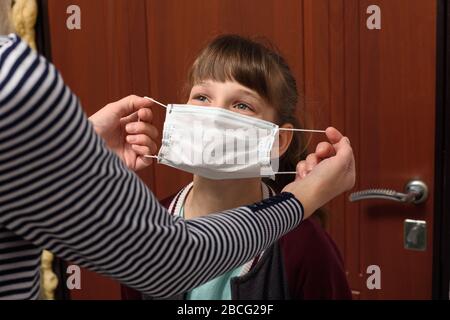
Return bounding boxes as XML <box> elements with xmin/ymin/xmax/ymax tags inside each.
<box><xmin>233</xmin><ymin>103</ymin><xmax>253</xmax><ymax>112</ymax></box>
<box><xmin>193</xmin><ymin>95</ymin><xmax>209</xmax><ymax>102</ymax></box>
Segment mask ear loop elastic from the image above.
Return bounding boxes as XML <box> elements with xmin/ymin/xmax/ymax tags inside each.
<box><xmin>141</xmin><ymin>97</ymin><xmax>168</xmax><ymax>159</ymax></box>
<box><xmin>144</xmin><ymin>155</ymin><xmax>160</xmax><ymax>160</ymax></box>
<box><xmin>278</xmin><ymin>128</ymin><xmax>326</xmax><ymax>134</ymax></box>
<box><xmin>274</xmin><ymin>128</ymin><xmax>326</xmax><ymax>175</ymax></box>
<box><xmin>144</xmin><ymin>97</ymin><xmax>168</xmax><ymax>109</ymax></box>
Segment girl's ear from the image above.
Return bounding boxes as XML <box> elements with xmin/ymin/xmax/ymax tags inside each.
<box><xmin>278</xmin><ymin>123</ymin><xmax>294</xmax><ymax>158</ymax></box>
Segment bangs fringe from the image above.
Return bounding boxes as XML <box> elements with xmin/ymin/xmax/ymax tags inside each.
<box><xmin>188</xmin><ymin>35</ymin><xmax>276</xmax><ymax>103</ymax></box>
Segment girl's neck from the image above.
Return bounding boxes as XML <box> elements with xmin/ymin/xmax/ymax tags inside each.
<box><xmin>184</xmin><ymin>176</ymin><xmax>263</xmax><ymax>219</ymax></box>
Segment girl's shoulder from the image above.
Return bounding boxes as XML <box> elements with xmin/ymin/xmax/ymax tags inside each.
<box><xmin>160</xmin><ymin>183</ymin><xmax>194</xmax><ymax>213</ymax></box>
<box><xmin>279</xmin><ymin>218</ymin><xmax>345</xmax><ymax>268</ymax></box>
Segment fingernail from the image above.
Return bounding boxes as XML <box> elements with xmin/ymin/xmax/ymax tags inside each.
<box><xmin>344</xmin><ymin>137</ymin><xmax>351</xmax><ymax>144</ymax></box>
<box><xmin>126</xmin><ymin>123</ymin><xmax>136</xmax><ymax>133</ymax></box>
<box><xmin>126</xmin><ymin>135</ymin><xmax>135</xmax><ymax>143</ymax></box>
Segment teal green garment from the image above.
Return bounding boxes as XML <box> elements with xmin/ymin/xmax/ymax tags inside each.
<box><xmin>179</xmin><ymin>204</ymin><xmax>244</xmax><ymax>300</ymax></box>
<box><xmin>187</xmin><ymin>266</ymin><xmax>244</xmax><ymax>300</ymax></box>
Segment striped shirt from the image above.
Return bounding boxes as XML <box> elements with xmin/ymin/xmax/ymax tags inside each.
<box><xmin>0</xmin><ymin>34</ymin><xmax>304</xmax><ymax>300</ymax></box>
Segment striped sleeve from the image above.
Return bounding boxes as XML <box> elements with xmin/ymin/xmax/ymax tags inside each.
<box><xmin>0</xmin><ymin>35</ymin><xmax>304</xmax><ymax>299</ymax></box>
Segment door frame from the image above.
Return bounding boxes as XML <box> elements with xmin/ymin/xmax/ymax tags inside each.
<box><xmin>35</xmin><ymin>0</ymin><xmax>71</xmax><ymax>301</ymax></box>
<box><xmin>433</xmin><ymin>0</ymin><xmax>450</xmax><ymax>301</ymax></box>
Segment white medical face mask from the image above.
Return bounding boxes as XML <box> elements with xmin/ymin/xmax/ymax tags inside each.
<box><xmin>145</xmin><ymin>98</ymin><xmax>325</xmax><ymax>180</ymax></box>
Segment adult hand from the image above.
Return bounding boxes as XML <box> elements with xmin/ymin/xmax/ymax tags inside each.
<box><xmin>89</xmin><ymin>95</ymin><xmax>159</xmax><ymax>171</ymax></box>
<box><xmin>283</xmin><ymin>127</ymin><xmax>355</xmax><ymax>218</ymax></box>
<box><xmin>295</xmin><ymin>127</ymin><xmax>342</xmax><ymax>179</ymax></box>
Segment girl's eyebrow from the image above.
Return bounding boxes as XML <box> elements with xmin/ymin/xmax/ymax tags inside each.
<box><xmin>196</xmin><ymin>81</ymin><xmax>210</xmax><ymax>87</ymax></box>
<box><xmin>236</xmin><ymin>89</ymin><xmax>260</xmax><ymax>100</ymax></box>
<box><xmin>193</xmin><ymin>83</ymin><xmax>260</xmax><ymax>101</ymax></box>
<box><xmin>190</xmin><ymin>84</ymin><xmax>210</xmax><ymax>93</ymax></box>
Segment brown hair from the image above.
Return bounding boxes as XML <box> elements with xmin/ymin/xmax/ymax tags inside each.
<box><xmin>186</xmin><ymin>34</ymin><xmax>327</xmax><ymax>226</ymax></box>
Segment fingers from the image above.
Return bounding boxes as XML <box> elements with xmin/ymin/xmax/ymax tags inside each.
<box><xmin>334</xmin><ymin>136</ymin><xmax>352</xmax><ymax>157</ymax></box>
<box><xmin>334</xmin><ymin>136</ymin><xmax>355</xmax><ymax>188</ymax></box>
<box><xmin>325</xmin><ymin>127</ymin><xmax>344</xmax><ymax>144</ymax></box>
<box><xmin>120</xmin><ymin>107</ymin><xmax>153</xmax><ymax>125</ymax></box>
<box><xmin>137</xmin><ymin>108</ymin><xmax>153</xmax><ymax>122</ymax></box>
<box><xmin>296</xmin><ymin>161</ymin><xmax>307</xmax><ymax>179</ymax></box>
<box><xmin>126</xmin><ymin>134</ymin><xmax>158</xmax><ymax>153</ymax></box>
<box><xmin>136</xmin><ymin>156</ymin><xmax>154</xmax><ymax>169</ymax></box>
<box><xmin>305</xmin><ymin>154</ymin><xmax>318</xmax><ymax>172</ymax></box>
<box><xmin>296</xmin><ymin>157</ymin><xmax>318</xmax><ymax>179</ymax></box>
<box><xmin>300</xmin><ymin>142</ymin><xmax>335</xmax><ymax>176</ymax></box>
<box><xmin>296</xmin><ymin>143</ymin><xmax>333</xmax><ymax>179</ymax></box>
<box><xmin>125</xmin><ymin>121</ymin><xmax>158</xmax><ymax>139</ymax></box>
<box><xmin>125</xmin><ymin>95</ymin><xmax>153</xmax><ymax>114</ymax></box>
<box><xmin>131</xmin><ymin>144</ymin><xmax>153</xmax><ymax>157</ymax></box>
<box><xmin>132</xmin><ymin>95</ymin><xmax>154</xmax><ymax>110</ymax></box>
<box><xmin>298</xmin><ymin>133</ymin><xmax>352</xmax><ymax>179</ymax></box>
<box><xmin>108</xmin><ymin>95</ymin><xmax>155</xmax><ymax>118</ymax></box>
<box><xmin>319</xmin><ymin>135</ymin><xmax>353</xmax><ymax>166</ymax></box>
<box><xmin>315</xmin><ymin>141</ymin><xmax>335</xmax><ymax>158</ymax></box>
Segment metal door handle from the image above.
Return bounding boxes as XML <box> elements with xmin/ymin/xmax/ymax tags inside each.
<box><xmin>349</xmin><ymin>180</ymin><xmax>428</xmax><ymax>204</ymax></box>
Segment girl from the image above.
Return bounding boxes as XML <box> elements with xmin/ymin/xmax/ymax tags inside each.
<box><xmin>147</xmin><ymin>34</ymin><xmax>352</xmax><ymax>300</ymax></box>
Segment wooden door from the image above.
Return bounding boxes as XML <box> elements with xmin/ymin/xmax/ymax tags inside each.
<box><xmin>353</xmin><ymin>0</ymin><xmax>435</xmax><ymax>299</ymax></box>
<box><xmin>44</xmin><ymin>0</ymin><xmax>437</xmax><ymax>299</ymax></box>
<box><xmin>309</xmin><ymin>0</ymin><xmax>436</xmax><ymax>299</ymax></box>
<box><xmin>304</xmin><ymin>0</ymin><xmax>436</xmax><ymax>299</ymax></box>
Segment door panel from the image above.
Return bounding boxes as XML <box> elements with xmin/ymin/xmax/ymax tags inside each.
<box><xmin>357</xmin><ymin>0</ymin><xmax>435</xmax><ymax>299</ymax></box>
<box><xmin>303</xmin><ymin>0</ymin><xmax>436</xmax><ymax>299</ymax></box>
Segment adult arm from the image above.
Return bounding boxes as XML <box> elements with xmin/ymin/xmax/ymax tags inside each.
<box><xmin>0</xmin><ymin>35</ymin><xmax>304</xmax><ymax>298</ymax></box>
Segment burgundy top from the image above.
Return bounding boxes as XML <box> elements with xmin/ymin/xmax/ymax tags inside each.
<box><xmin>279</xmin><ymin>218</ymin><xmax>352</xmax><ymax>299</ymax></box>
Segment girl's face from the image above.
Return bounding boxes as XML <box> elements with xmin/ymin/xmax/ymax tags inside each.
<box><xmin>187</xmin><ymin>79</ymin><xmax>294</xmax><ymax>158</ymax></box>
<box><xmin>187</xmin><ymin>80</ymin><xmax>277</xmax><ymax>122</ymax></box>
